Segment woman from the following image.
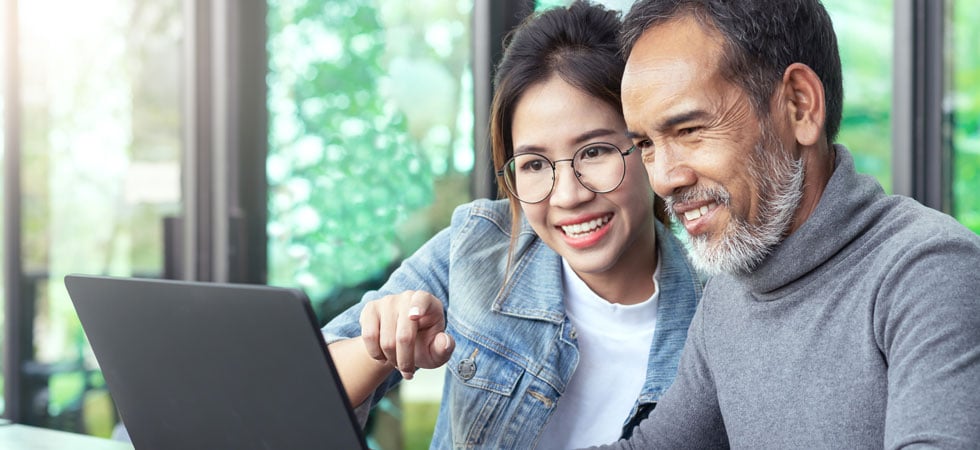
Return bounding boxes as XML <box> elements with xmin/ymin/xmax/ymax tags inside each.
<box><xmin>323</xmin><ymin>2</ymin><xmax>702</xmax><ymax>448</ymax></box>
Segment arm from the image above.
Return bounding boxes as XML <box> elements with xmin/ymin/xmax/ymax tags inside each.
<box><xmin>329</xmin><ymin>291</ymin><xmax>455</xmax><ymax>407</ymax></box>
<box><xmin>322</xmin><ymin>226</ymin><xmax>455</xmax><ymax>408</ymax></box>
<box><xmin>877</xmin><ymin>234</ymin><xmax>980</xmax><ymax>448</ymax></box>
<box><xmin>329</xmin><ymin>337</ymin><xmax>395</xmax><ymax>407</ymax></box>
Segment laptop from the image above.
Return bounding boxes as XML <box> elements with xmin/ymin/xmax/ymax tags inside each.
<box><xmin>64</xmin><ymin>274</ymin><xmax>368</xmax><ymax>450</ymax></box>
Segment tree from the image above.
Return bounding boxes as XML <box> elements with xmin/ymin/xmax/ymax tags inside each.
<box><xmin>267</xmin><ymin>0</ymin><xmax>435</xmax><ymax>306</ymax></box>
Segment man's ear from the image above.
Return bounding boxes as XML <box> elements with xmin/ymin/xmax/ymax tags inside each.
<box><xmin>779</xmin><ymin>62</ymin><xmax>825</xmax><ymax>147</ymax></box>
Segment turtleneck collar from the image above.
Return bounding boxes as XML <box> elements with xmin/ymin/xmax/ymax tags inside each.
<box><xmin>734</xmin><ymin>145</ymin><xmax>887</xmax><ymax>296</ymax></box>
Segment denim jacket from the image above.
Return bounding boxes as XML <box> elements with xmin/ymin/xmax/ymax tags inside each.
<box><xmin>322</xmin><ymin>198</ymin><xmax>702</xmax><ymax>449</ymax></box>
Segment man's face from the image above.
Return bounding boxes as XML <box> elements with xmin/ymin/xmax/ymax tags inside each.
<box><xmin>622</xmin><ymin>16</ymin><xmax>804</xmax><ymax>275</ymax></box>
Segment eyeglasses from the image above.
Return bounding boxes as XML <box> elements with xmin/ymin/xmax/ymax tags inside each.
<box><xmin>497</xmin><ymin>142</ymin><xmax>635</xmax><ymax>204</ymax></box>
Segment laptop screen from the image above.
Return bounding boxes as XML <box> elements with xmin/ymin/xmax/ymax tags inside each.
<box><xmin>65</xmin><ymin>274</ymin><xmax>368</xmax><ymax>450</ymax></box>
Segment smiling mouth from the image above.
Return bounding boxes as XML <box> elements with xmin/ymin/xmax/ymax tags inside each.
<box><xmin>683</xmin><ymin>202</ymin><xmax>718</xmax><ymax>221</ymax></box>
<box><xmin>560</xmin><ymin>214</ymin><xmax>612</xmax><ymax>238</ymax></box>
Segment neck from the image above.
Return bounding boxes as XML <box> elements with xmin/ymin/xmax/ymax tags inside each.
<box><xmin>788</xmin><ymin>142</ymin><xmax>836</xmax><ymax>235</ymax></box>
<box><xmin>577</xmin><ymin>218</ymin><xmax>659</xmax><ymax>305</ymax></box>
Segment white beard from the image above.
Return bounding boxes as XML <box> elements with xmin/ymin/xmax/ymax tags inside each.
<box><xmin>669</xmin><ymin>125</ymin><xmax>805</xmax><ymax>276</ymax></box>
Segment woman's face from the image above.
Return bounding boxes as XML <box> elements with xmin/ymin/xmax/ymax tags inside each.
<box><xmin>510</xmin><ymin>75</ymin><xmax>656</xmax><ymax>278</ymax></box>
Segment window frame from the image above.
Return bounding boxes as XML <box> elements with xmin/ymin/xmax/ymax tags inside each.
<box><xmin>893</xmin><ymin>0</ymin><xmax>954</xmax><ymax>211</ymax></box>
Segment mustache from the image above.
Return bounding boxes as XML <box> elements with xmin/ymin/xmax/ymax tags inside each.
<box><xmin>663</xmin><ymin>186</ymin><xmax>732</xmax><ymax>218</ymax></box>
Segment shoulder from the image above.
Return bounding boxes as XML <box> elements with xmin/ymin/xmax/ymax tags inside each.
<box><xmin>868</xmin><ymin>197</ymin><xmax>980</xmax><ymax>336</ymax></box>
<box><xmin>869</xmin><ymin>196</ymin><xmax>980</xmax><ymax>265</ymax></box>
<box><xmin>843</xmin><ymin>196</ymin><xmax>980</xmax><ymax>315</ymax></box>
<box><xmin>444</xmin><ymin>198</ymin><xmax>537</xmax><ymax>258</ymax></box>
<box><xmin>450</xmin><ymin>198</ymin><xmax>515</xmax><ymax>234</ymax></box>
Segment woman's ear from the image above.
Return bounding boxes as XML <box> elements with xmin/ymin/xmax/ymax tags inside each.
<box><xmin>779</xmin><ymin>62</ymin><xmax>826</xmax><ymax>147</ymax></box>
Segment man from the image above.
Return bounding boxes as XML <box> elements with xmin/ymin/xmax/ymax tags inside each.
<box><xmin>593</xmin><ymin>0</ymin><xmax>980</xmax><ymax>448</ymax></box>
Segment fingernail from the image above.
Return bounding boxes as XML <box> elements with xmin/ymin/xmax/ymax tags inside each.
<box><xmin>408</xmin><ymin>306</ymin><xmax>421</xmax><ymax>317</ymax></box>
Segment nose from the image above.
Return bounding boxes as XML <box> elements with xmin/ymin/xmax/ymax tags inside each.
<box><xmin>647</xmin><ymin>144</ymin><xmax>696</xmax><ymax>199</ymax></box>
<box><xmin>549</xmin><ymin>160</ymin><xmax>594</xmax><ymax>207</ymax></box>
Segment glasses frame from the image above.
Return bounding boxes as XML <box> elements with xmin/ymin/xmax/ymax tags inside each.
<box><xmin>496</xmin><ymin>142</ymin><xmax>636</xmax><ymax>204</ymax></box>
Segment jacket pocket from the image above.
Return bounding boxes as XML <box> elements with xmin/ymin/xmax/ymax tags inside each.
<box><xmin>445</xmin><ymin>331</ymin><xmax>525</xmax><ymax>448</ymax></box>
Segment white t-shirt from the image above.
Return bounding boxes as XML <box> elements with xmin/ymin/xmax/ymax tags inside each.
<box><xmin>536</xmin><ymin>258</ymin><xmax>660</xmax><ymax>449</ymax></box>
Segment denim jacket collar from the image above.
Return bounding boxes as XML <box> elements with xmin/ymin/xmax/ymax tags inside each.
<box><xmin>639</xmin><ymin>220</ymin><xmax>702</xmax><ymax>403</ymax></box>
<box><xmin>492</xmin><ymin>234</ymin><xmax>565</xmax><ymax>324</ymax></box>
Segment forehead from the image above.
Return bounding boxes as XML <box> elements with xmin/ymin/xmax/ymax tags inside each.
<box><xmin>625</xmin><ymin>15</ymin><xmax>725</xmax><ymax>78</ymax></box>
<box><xmin>511</xmin><ymin>75</ymin><xmax>625</xmax><ymax>149</ymax></box>
<box><xmin>621</xmin><ymin>16</ymin><xmax>730</xmax><ymax>123</ymax></box>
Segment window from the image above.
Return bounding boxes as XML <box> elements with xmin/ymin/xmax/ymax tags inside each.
<box><xmin>265</xmin><ymin>1</ymin><xmax>474</xmax><ymax>448</ymax></box>
<box><xmin>823</xmin><ymin>0</ymin><xmax>895</xmax><ymax>191</ymax></box>
<box><xmin>266</xmin><ymin>0</ymin><xmax>474</xmax><ymax>320</ymax></box>
<box><xmin>9</xmin><ymin>0</ymin><xmax>183</xmax><ymax>436</ymax></box>
<box><xmin>0</xmin><ymin>0</ymin><xmax>6</xmax><ymax>417</ymax></box>
<box><xmin>951</xmin><ymin>0</ymin><xmax>980</xmax><ymax>233</ymax></box>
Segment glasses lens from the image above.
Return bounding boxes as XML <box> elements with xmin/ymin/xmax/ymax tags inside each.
<box><xmin>505</xmin><ymin>154</ymin><xmax>553</xmax><ymax>203</ymax></box>
<box><xmin>574</xmin><ymin>144</ymin><xmax>627</xmax><ymax>193</ymax></box>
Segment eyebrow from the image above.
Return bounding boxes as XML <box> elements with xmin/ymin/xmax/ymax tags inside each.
<box><xmin>513</xmin><ymin>128</ymin><xmax>620</xmax><ymax>155</ymax></box>
<box><xmin>573</xmin><ymin>128</ymin><xmax>619</xmax><ymax>145</ymax></box>
<box><xmin>657</xmin><ymin>109</ymin><xmax>711</xmax><ymax>133</ymax></box>
<box><xmin>625</xmin><ymin>109</ymin><xmax>710</xmax><ymax>142</ymax></box>
<box><xmin>625</xmin><ymin>130</ymin><xmax>646</xmax><ymax>141</ymax></box>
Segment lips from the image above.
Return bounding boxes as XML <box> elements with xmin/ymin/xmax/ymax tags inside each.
<box><xmin>668</xmin><ymin>198</ymin><xmax>723</xmax><ymax>237</ymax></box>
<box><xmin>666</xmin><ymin>186</ymin><xmax>729</xmax><ymax>233</ymax></box>
<box><xmin>683</xmin><ymin>202</ymin><xmax>718</xmax><ymax>221</ymax></box>
<box><xmin>560</xmin><ymin>214</ymin><xmax>613</xmax><ymax>238</ymax></box>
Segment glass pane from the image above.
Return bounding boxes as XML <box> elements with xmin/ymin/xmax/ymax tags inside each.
<box><xmin>18</xmin><ymin>0</ymin><xmax>182</xmax><ymax>436</ymax></box>
<box><xmin>266</xmin><ymin>0</ymin><xmax>473</xmax><ymax>448</ymax></box>
<box><xmin>823</xmin><ymin>0</ymin><xmax>894</xmax><ymax>192</ymax></box>
<box><xmin>952</xmin><ymin>0</ymin><xmax>980</xmax><ymax>233</ymax></box>
<box><xmin>0</xmin><ymin>0</ymin><xmax>6</xmax><ymax>418</ymax></box>
<box><xmin>267</xmin><ymin>0</ymin><xmax>473</xmax><ymax>316</ymax></box>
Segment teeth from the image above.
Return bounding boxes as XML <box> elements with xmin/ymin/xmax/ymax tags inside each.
<box><xmin>561</xmin><ymin>215</ymin><xmax>611</xmax><ymax>237</ymax></box>
<box><xmin>683</xmin><ymin>203</ymin><xmax>716</xmax><ymax>221</ymax></box>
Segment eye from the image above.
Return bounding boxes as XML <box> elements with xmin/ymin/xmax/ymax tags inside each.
<box><xmin>634</xmin><ymin>139</ymin><xmax>654</xmax><ymax>151</ymax></box>
<box><xmin>518</xmin><ymin>156</ymin><xmax>549</xmax><ymax>173</ymax></box>
<box><xmin>640</xmin><ymin>144</ymin><xmax>655</xmax><ymax>163</ymax></box>
<box><xmin>578</xmin><ymin>144</ymin><xmax>617</xmax><ymax>160</ymax></box>
<box><xmin>677</xmin><ymin>126</ymin><xmax>702</xmax><ymax>137</ymax></box>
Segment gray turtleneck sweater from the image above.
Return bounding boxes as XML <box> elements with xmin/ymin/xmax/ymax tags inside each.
<box><xmin>592</xmin><ymin>146</ymin><xmax>980</xmax><ymax>449</ymax></box>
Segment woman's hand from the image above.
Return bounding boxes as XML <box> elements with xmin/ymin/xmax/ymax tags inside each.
<box><xmin>359</xmin><ymin>290</ymin><xmax>455</xmax><ymax>380</ymax></box>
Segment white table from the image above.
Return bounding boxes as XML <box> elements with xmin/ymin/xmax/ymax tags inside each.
<box><xmin>0</xmin><ymin>423</ymin><xmax>134</xmax><ymax>450</ymax></box>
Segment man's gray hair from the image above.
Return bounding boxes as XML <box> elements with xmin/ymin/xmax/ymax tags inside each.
<box><xmin>620</xmin><ymin>0</ymin><xmax>843</xmax><ymax>144</ymax></box>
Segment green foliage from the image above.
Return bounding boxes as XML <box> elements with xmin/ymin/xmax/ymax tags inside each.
<box><xmin>267</xmin><ymin>0</ymin><xmax>435</xmax><ymax>303</ymax></box>
<box><xmin>952</xmin><ymin>0</ymin><xmax>980</xmax><ymax>233</ymax></box>
<box><xmin>826</xmin><ymin>0</ymin><xmax>979</xmax><ymax>234</ymax></box>
<box><xmin>824</xmin><ymin>0</ymin><xmax>893</xmax><ymax>192</ymax></box>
